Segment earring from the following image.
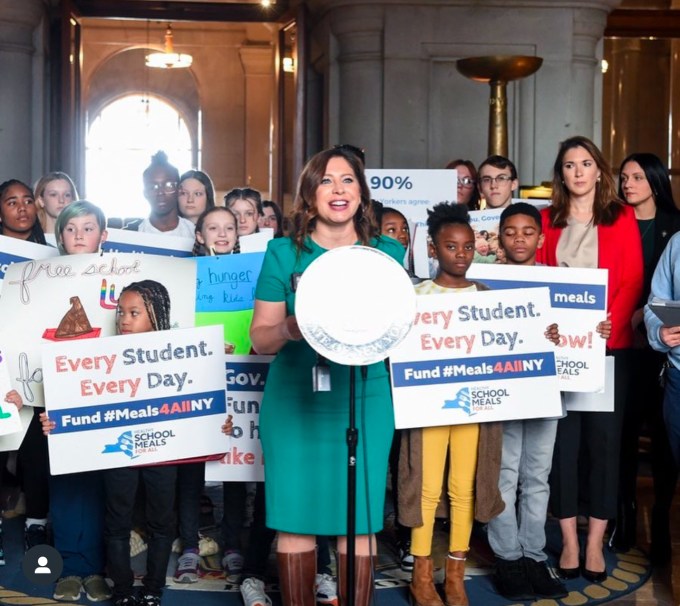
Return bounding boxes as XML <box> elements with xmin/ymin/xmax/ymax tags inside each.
<box><xmin>597</xmin><ymin>176</ymin><xmax>601</xmax><ymax>182</ymax></box>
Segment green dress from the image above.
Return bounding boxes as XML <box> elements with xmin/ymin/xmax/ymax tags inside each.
<box><xmin>255</xmin><ymin>235</ymin><xmax>405</xmax><ymax>535</ymax></box>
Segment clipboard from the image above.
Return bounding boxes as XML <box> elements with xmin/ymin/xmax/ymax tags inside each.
<box><xmin>649</xmin><ymin>299</ymin><xmax>680</xmax><ymax>326</ymax></box>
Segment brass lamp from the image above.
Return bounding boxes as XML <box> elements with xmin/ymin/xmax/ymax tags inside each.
<box><xmin>456</xmin><ymin>55</ymin><xmax>543</xmax><ymax>158</ymax></box>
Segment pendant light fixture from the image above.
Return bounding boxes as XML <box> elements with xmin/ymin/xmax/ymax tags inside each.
<box><xmin>145</xmin><ymin>24</ymin><xmax>193</xmax><ymax>69</ymax></box>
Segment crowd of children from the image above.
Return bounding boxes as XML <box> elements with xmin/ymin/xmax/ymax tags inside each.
<box><xmin>0</xmin><ymin>136</ymin><xmax>677</xmax><ymax>606</ymax></box>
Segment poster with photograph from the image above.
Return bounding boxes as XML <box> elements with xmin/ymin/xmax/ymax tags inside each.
<box><xmin>367</xmin><ymin>169</ymin><xmax>455</xmax><ymax>278</ymax></box>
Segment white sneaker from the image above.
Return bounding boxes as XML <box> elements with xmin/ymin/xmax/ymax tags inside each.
<box><xmin>399</xmin><ymin>542</ymin><xmax>414</xmax><ymax>572</ymax></box>
<box><xmin>240</xmin><ymin>577</ymin><xmax>272</xmax><ymax>606</ymax></box>
<box><xmin>315</xmin><ymin>572</ymin><xmax>338</xmax><ymax>606</ymax></box>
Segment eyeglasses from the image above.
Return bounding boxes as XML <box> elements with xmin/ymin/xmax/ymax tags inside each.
<box><xmin>334</xmin><ymin>144</ymin><xmax>366</xmax><ymax>165</ymax></box>
<box><xmin>480</xmin><ymin>175</ymin><xmax>513</xmax><ymax>186</ymax></box>
<box><xmin>146</xmin><ymin>181</ymin><xmax>178</xmax><ymax>194</ymax></box>
<box><xmin>457</xmin><ymin>177</ymin><xmax>475</xmax><ymax>187</ymax></box>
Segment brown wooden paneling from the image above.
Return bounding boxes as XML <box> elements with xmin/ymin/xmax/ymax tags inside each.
<box><xmin>606</xmin><ymin>9</ymin><xmax>680</xmax><ymax>38</ymax></box>
<box><xmin>72</xmin><ymin>0</ymin><xmax>289</xmax><ymax>22</ymax></box>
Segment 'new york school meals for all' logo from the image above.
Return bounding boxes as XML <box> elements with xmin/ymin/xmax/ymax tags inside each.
<box><xmin>389</xmin><ymin>287</ymin><xmax>562</xmax><ymax>429</ymax></box>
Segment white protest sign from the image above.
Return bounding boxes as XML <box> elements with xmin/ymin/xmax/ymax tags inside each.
<box><xmin>0</xmin><ymin>407</ymin><xmax>33</xmax><ymax>451</ymax></box>
<box><xmin>563</xmin><ymin>356</ymin><xmax>615</xmax><ymax>412</ymax></box>
<box><xmin>467</xmin><ymin>264</ymin><xmax>608</xmax><ymax>392</ymax></box>
<box><xmin>0</xmin><ymin>253</ymin><xmax>197</xmax><ymax>407</ymax></box>
<box><xmin>43</xmin><ymin>325</ymin><xmax>228</xmax><ymax>475</ymax></box>
<box><xmin>205</xmin><ymin>355</ymin><xmax>272</xmax><ymax>482</ymax></box>
<box><xmin>102</xmin><ymin>228</ymin><xmax>194</xmax><ymax>257</ymax></box>
<box><xmin>239</xmin><ymin>231</ymin><xmax>273</xmax><ymax>253</ymax></box>
<box><xmin>367</xmin><ymin>169</ymin><xmax>456</xmax><ymax>278</ymax></box>
<box><xmin>389</xmin><ymin>287</ymin><xmax>561</xmax><ymax>428</ymax></box>
<box><xmin>0</xmin><ymin>235</ymin><xmax>59</xmax><ymax>291</ymax></box>
<box><xmin>0</xmin><ymin>347</ymin><xmax>23</xmax><ymax>436</ymax></box>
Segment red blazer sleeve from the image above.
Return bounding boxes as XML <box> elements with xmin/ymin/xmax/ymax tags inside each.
<box><xmin>536</xmin><ymin>205</ymin><xmax>643</xmax><ymax>349</ymax></box>
<box><xmin>599</xmin><ymin>204</ymin><xmax>643</xmax><ymax>349</ymax></box>
<box><xmin>537</xmin><ymin>208</ymin><xmax>559</xmax><ymax>266</ymax></box>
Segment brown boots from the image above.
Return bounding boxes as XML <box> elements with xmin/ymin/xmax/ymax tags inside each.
<box><xmin>409</xmin><ymin>554</ymin><xmax>468</xmax><ymax>606</ymax></box>
<box><xmin>337</xmin><ymin>553</ymin><xmax>374</xmax><ymax>606</ymax></box>
<box><xmin>277</xmin><ymin>549</ymin><xmax>316</xmax><ymax>606</ymax></box>
<box><xmin>410</xmin><ymin>556</ymin><xmax>444</xmax><ymax>606</ymax></box>
<box><xmin>444</xmin><ymin>554</ymin><xmax>468</xmax><ymax>606</ymax></box>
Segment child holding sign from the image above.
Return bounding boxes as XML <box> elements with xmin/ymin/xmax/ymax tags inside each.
<box><xmin>101</xmin><ymin>281</ymin><xmax>175</xmax><ymax>606</ymax></box>
<box><xmin>192</xmin><ymin>206</ymin><xmax>238</xmax><ymax>257</ymax></box>
<box><xmin>175</xmin><ymin>205</ymin><xmax>240</xmax><ymax>585</ymax></box>
<box><xmin>42</xmin><ymin>280</ymin><xmax>227</xmax><ymax>606</ymax></box>
<box><xmin>487</xmin><ymin>203</ymin><xmax>610</xmax><ymax>600</ymax></box>
<box><xmin>43</xmin><ymin>200</ymin><xmax>112</xmax><ymax>602</ymax></box>
<box><xmin>399</xmin><ymin>202</ymin><xmax>502</xmax><ymax>606</ymax></box>
<box><xmin>0</xmin><ymin>389</ymin><xmax>23</xmax><ymax>566</ymax></box>
<box><xmin>400</xmin><ymin>202</ymin><xmax>560</xmax><ymax>606</ymax></box>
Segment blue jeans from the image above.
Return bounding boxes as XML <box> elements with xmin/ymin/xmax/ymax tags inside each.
<box><xmin>51</xmin><ymin>471</ymin><xmax>106</xmax><ymax>577</ymax></box>
<box><xmin>663</xmin><ymin>365</ymin><xmax>680</xmax><ymax>466</ymax></box>
<box><xmin>487</xmin><ymin>418</ymin><xmax>558</xmax><ymax>562</ymax></box>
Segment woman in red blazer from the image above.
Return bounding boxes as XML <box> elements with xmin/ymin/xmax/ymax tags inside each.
<box><xmin>537</xmin><ymin>136</ymin><xmax>643</xmax><ymax>583</ymax></box>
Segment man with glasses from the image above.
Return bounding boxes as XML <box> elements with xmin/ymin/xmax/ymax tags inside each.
<box><xmin>477</xmin><ymin>155</ymin><xmax>519</xmax><ymax>210</ymax></box>
<box><xmin>127</xmin><ymin>151</ymin><xmax>196</xmax><ymax>238</ymax></box>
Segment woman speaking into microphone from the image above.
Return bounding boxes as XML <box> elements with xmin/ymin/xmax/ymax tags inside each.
<box><xmin>250</xmin><ymin>146</ymin><xmax>405</xmax><ymax>606</ymax></box>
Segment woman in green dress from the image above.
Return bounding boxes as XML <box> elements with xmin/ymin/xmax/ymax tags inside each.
<box><xmin>250</xmin><ymin>147</ymin><xmax>404</xmax><ymax>605</ymax></box>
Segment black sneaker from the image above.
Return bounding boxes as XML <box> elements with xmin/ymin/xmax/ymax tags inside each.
<box><xmin>24</xmin><ymin>524</ymin><xmax>47</xmax><ymax>551</ymax></box>
<box><xmin>524</xmin><ymin>557</ymin><xmax>568</xmax><ymax>599</ymax></box>
<box><xmin>494</xmin><ymin>558</ymin><xmax>535</xmax><ymax>601</ymax></box>
<box><xmin>113</xmin><ymin>597</ymin><xmax>138</xmax><ymax>606</ymax></box>
<box><xmin>398</xmin><ymin>540</ymin><xmax>414</xmax><ymax>572</ymax></box>
<box><xmin>138</xmin><ymin>593</ymin><xmax>161</xmax><ymax>606</ymax></box>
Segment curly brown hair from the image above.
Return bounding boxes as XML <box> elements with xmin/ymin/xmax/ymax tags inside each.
<box><xmin>548</xmin><ymin>136</ymin><xmax>624</xmax><ymax>228</ymax></box>
<box><xmin>289</xmin><ymin>147</ymin><xmax>379</xmax><ymax>251</ymax></box>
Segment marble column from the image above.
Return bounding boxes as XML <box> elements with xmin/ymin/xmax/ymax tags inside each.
<box><xmin>0</xmin><ymin>0</ymin><xmax>46</xmax><ymax>183</ymax></box>
<box><xmin>239</xmin><ymin>44</ymin><xmax>274</xmax><ymax>193</ymax></box>
<box><xmin>328</xmin><ymin>4</ymin><xmax>385</xmax><ymax>167</ymax></box>
<box><xmin>307</xmin><ymin>0</ymin><xmax>620</xmax><ymax>179</ymax></box>
<box><xmin>569</xmin><ymin>7</ymin><xmax>610</xmax><ymax>143</ymax></box>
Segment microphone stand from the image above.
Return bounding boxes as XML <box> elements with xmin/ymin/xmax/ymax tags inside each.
<box><xmin>346</xmin><ymin>364</ymin><xmax>358</xmax><ymax>606</ymax></box>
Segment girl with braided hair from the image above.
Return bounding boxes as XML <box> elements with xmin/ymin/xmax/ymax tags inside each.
<box><xmin>42</xmin><ymin>279</ymin><xmax>173</xmax><ymax>606</ymax></box>
<box><xmin>106</xmin><ymin>280</ymin><xmax>233</xmax><ymax>606</ymax></box>
<box><xmin>42</xmin><ymin>279</ymin><xmax>232</xmax><ymax>605</ymax></box>
<box><xmin>104</xmin><ymin>280</ymin><xmax>174</xmax><ymax>606</ymax></box>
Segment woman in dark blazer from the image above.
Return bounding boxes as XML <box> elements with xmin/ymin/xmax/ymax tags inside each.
<box><xmin>614</xmin><ymin>153</ymin><xmax>680</xmax><ymax>563</ymax></box>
